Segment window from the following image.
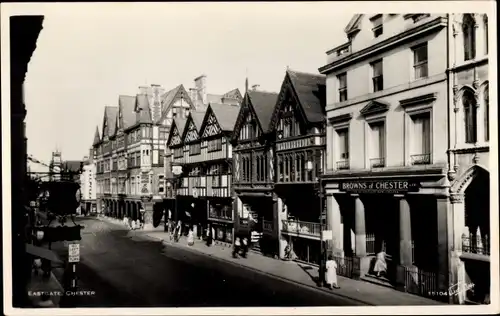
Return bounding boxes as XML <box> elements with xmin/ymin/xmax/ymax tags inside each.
<box><xmin>484</xmin><ymin>85</ymin><xmax>489</xmax><ymax>141</ymax></box>
<box><xmin>158</xmin><ymin>150</ymin><xmax>165</xmax><ymax>166</ymax></box>
<box><xmin>371</xmin><ymin>60</ymin><xmax>384</xmax><ymax>92</ymax></box>
<box><xmin>413</xmin><ymin>43</ymin><xmax>428</xmax><ymax>79</ymax></box>
<box><xmin>240</xmin><ymin>115</ymin><xmax>259</xmax><ymax>140</ymax></box>
<box><xmin>369</xmin><ymin>122</ymin><xmax>385</xmax><ymax>167</ymax></box>
<box><xmin>158</xmin><ymin>175</ymin><xmax>165</xmax><ymax>194</ymax></box>
<box><xmin>337</xmin><ymin>73</ymin><xmax>348</xmax><ymax>102</ymax></box>
<box><xmin>189</xmin><ymin>143</ymin><xmax>201</xmax><ymax>155</ymax></box>
<box><xmin>208</xmin><ymin>138</ymin><xmax>222</xmax><ymax>152</ymax></box>
<box><xmin>411</xmin><ymin>113</ymin><xmax>431</xmax><ymax>164</ymax></box>
<box><xmin>371</xmin><ymin>15</ymin><xmax>383</xmax><ymax>38</ymax></box>
<box><xmin>463</xmin><ymin>90</ymin><xmax>477</xmax><ymax>143</ymax></box>
<box><xmin>484</xmin><ymin>15</ymin><xmax>488</xmax><ymax>54</ymax></box>
<box><xmin>174</xmin><ymin>147</ymin><xmax>183</xmax><ymax>158</ymax></box>
<box><xmin>336</xmin><ymin>128</ymin><xmax>349</xmax><ymax>169</ymax></box>
<box><xmin>463</xmin><ymin>14</ymin><xmax>476</xmax><ymax>61</ymax></box>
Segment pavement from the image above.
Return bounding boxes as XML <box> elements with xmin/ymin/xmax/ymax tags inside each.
<box><xmin>46</xmin><ymin>216</ymin><xmax>367</xmax><ymax>307</ymax></box>
<box><xmin>119</xmin><ymin>223</ymin><xmax>445</xmax><ymax>306</ymax></box>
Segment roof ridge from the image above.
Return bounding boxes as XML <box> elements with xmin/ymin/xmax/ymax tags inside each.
<box><xmin>287</xmin><ymin>69</ymin><xmax>325</xmax><ymax>78</ymax></box>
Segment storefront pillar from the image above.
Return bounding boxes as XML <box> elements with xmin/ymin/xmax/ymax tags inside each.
<box><xmin>449</xmin><ymin>193</ymin><xmax>466</xmax><ymax>304</ymax></box>
<box><xmin>396</xmin><ymin>195</ymin><xmax>413</xmax><ymax>266</ymax></box>
<box><xmin>326</xmin><ymin>194</ymin><xmax>343</xmax><ymax>256</ymax></box>
<box><xmin>97</xmin><ymin>198</ymin><xmax>102</xmax><ymax>215</ymax></box>
<box><xmin>437</xmin><ymin>196</ymin><xmax>452</xmax><ymax>301</ymax></box>
<box><xmin>352</xmin><ymin>194</ymin><xmax>366</xmax><ymax>256</ymax></box>
<box><xmin>141</xmin><ymin>196</ymin><xmax>155</xmax><ymax>231</ymax></box>
<box><xmin>277</xmin><ymin>197</ymin><xmax>288</xmax><ymax>259</ymax></box>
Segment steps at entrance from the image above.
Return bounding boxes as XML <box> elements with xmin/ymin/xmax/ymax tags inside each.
<box><xmin>361</xmin><ymin>274</ymin><xmax>395</xmax><ymax>289</ymax></box>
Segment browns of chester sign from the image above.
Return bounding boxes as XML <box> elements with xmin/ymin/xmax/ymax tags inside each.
<box><xmin>339</xmin><ymin>180</ymin><xmax>420</xmax><ymax>194</ymax></box>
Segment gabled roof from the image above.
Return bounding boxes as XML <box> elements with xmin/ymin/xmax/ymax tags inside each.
<box><xmin>92</xmin><ymin>126</ymin><xmax>101</xmax><ymax>145</ymax></box>
<box><xmin>159</xmin><ymin>84</ymin><xmax>195</xmax><ymax>123</ymax></box>
<box><xmin>191</xmin><ymin>110</ymin><xmax>206</xmax><ymax>132</ymax></box>
<box><xmin>136</xmin><ymin>94</ymin><xmax>152</xmax><ymax>124</ymax></box>
<box><xmin>166</xmin><ymin>117</ymin><xmax>187</xmax><ymax>147</ymax></box>
<box><xmin>104</xmin><ymin>106</ymin><xmax>118</xmax><ymax>137</ymax></box>
<box><xmin>360</xmin><ymin>100</ymin><xmax>390</xmax><ymax>116</ymax></box>
<box><xmin>205</xmin><ymin>103</ymin><xmax>241</xmax><ymax>132</ymax></box>
<box><xmin>223</xmin><ymin>88</ymin><xmax>243</xmax><ymax>101</ymax></box>
<box><xmin>118</xmin><ymin>95</ymin><xmax>137</xmax><ymax>129</ymax></box>
<box><xmin>247</xmin><ymin>90</ymin><xmax>279</xmax><ymax>133</ymax></box>
<box><xmin>285</xmin><ymin>69</ymin><xmax>326</xmax><ymax>124</ymax></box>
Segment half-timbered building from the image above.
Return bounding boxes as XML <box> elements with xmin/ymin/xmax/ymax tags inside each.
<box><xmin>232</xmin><ymin>89</ymin><xmax>279</xmax><ymax>255</ymax></box>
<box><xmin>268</xmin><ymin>69</ymin><xmax>326</xmax><ymax>262</ymax></box>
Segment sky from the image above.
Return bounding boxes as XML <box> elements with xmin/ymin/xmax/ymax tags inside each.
<box><xmin>23</xmin><ymin>2</ymin><xmax>350</xmax><ymax>171</ymax></box>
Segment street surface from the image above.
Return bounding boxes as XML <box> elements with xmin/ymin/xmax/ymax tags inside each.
<box><xmin>50</xmin><ymin>217</ymin><xmax>363</xmax><ymax>307</ymax></box>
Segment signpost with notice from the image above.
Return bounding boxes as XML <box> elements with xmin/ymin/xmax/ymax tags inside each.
<box><xmin>68</xmin><ymin>243</ymin><xmax>80</xmax><ymax>263</ymax></box>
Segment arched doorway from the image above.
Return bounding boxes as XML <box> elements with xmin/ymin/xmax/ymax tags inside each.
<box><xmin>462</xmin><ymin>166</ymin><xmax>490</xmax><ymax>304</ymax></box>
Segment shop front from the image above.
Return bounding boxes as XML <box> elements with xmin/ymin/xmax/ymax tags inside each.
<box><xmin>207</xmin><ymin>197</ymin><xmax>234</xmax><ymax>244</ymax></box>
<box><xmin>324</xmin><ymin>172</ymin><xmax>450</xmax><ymax>298</ymax></box>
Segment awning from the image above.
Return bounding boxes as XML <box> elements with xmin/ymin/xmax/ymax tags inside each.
<box><xmin>25</xmin><ymin>243</ymin><xmax>63</xmax><ymax>264</ymax></box>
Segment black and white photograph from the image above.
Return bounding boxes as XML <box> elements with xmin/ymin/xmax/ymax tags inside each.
<box><xmin>2</xmin><ymin>2</ymin><xmax>498</xmax><ymax>315</ymax></box>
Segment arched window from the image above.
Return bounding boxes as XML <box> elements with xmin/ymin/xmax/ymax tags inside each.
<box><xmin>463</xmin><ymin>90</ymin><xmax>477</xmax><ymax>144</ymax></box>
<box><xmin>462</xmin><ymin>14</ymin><xmax>476</xmax><ymax>61</ymax></box>
<box><xmin>484</xmin><ymin>15</ymin><xmax>488</xmax><ymax>54</ymax></box>
<box><xmin>463</xmin><ymin>14</ymin><xmax>476</xmax><ymax>61</ymax></box>
<box><xmin>484</xmin><ymin>85</ymin><xmax>489</xmax><ymax>142</ymax></box>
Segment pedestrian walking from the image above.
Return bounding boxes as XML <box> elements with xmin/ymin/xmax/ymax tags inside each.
<box><xmin>187</xmin><ymin>227</ymin><xmax>195</xmax><ymax>246</ymax></box>
<box><xmin>232</xmin><ymin>237</ymin><xmax>241</xmax><ymax>258</ymax></box>
<box><xmin>373</xmin><ymin>249</ymin><xmax>388</xmax><ymax>277</ymax></box>
<box><xmin>325</xmin><ymin>255</ymin><xmax>340</xmax><ymax>289</ymax></box>
<box><xmin>240</xmin><ymin>237</ymin><xmax>249</xmax><ymax>258</ymax></box>
<box><xmin>206</xmin><ymin>224</ymin><xmax>213</xmax><ymax>246</ymax></box>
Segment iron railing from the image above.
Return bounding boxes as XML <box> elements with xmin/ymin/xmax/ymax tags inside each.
<box><xmin>370</xmin><ymin>158</ymin><xmax>385</xmax><ymax>168</ymax></box>
<box><xmin>411</xmin><ymin>153</ymin><xmax>431</xmax><ymax>165</ymax></box>
<box><xmin>366</xmin><ymin>233</ymin><xmax>376</xmax><ymax>254</ymax></box>
<box><xmin>282</xmin><ymin>220</ymin><xmax>321</xmax><ymax>237</ymax></box>
<box><xmin>336</xmin><ymin>160</ymin><xmax>349</xmax><ymax>170</ymax></box>
<box><xmin>332</xmin><ymin>255</ymin><xmax>357</xmax><ymax>279</ymax></box>
<box><xmin>462</xmin><ymin>234</ymin><xmax>490</xmax><ymax>256</ymax></box>
<box><xmin>398</xmin><ymin>265</ymin><xmax>449</xmax><ymax>302</ymax></box>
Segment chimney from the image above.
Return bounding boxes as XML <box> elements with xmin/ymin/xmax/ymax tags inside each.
<box><xmin>252</xmin><ymin>84</ymin><xmax>260</xmax><ymax>91</ymax></box>
<box><xmin>151</xmin><ymin>84</ymin><xmax>164</xmax><ymax>122</ymax></box>
<box><xmin>189</xmin><ymin>88</ymin><xmax>198</xmax><ymax>104</ymax></box>
<box><xmin>138</xmin><ymin>85</ymin><xmax>149</xmax><ymax>95</ymax></box>
<box><xmin>194</xmin><ymin>75</ymin><xmax>207</xmax><ymax>105</ymax></box>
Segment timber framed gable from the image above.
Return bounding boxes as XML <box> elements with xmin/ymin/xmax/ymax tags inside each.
<box><xmin>167</xmin><ymin>122</ymin><xmax>183</xmax><ymax>147</ymax></box>
<box><xmin>182</xmin><ymin>116</ymin><xmax>200</xmax><ymax>144</ymax></box>
<box><xmin>200</xmin><ymin>108</ymin><xmax>222</xmax><ymax>139</ymax></box>
<box><xmin>231</xmin><ymin>95</ymin><xmax>261</xmax><ymax>144</ymax></box>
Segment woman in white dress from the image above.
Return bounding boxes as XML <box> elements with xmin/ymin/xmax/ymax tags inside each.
<box><xmin>325</xmin><ymin>255</ymin><xmax>340</xmax><ymax>289</ymax></box>
<box><xmin>373</xmin><ymin>249</ymin><xmax>387</xmax><ymax>277</ymax></box>
<box><xmin>187</xmin><ymin>227</ymin><xmax>195</xmax><ymax>246</ymax></box>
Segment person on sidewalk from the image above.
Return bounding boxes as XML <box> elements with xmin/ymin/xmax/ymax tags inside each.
<box><xmin>240</xmin><ymin>237</ymin><xmax>248</xmax><ymax>258</ymax></box>
<box><xmin>206</xmin><ymin>224</ymin><xmax>213</xmax><ymax>247</ymax></box>
<box><xmin>373</xmin><ymin>249</ymin><xmax>388</xmax><ymax>278</ymax></box>
<box><xmin>232</xmin><ymin>237</ymin><xmax>241</xmax><ymax>258</ymax></box>
<box><xmin>187</xmin><ymin>226</ymin><xmax>195</xmax><ymax>246</ymax></box>
<box><xmin>325</xmin><ymin>255</ymin><xmax>340</xmax><ymax>290</ymax></box>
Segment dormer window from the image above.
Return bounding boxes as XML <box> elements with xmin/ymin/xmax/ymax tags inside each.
<box><xmin>371</xmin><ymin>14</ymin><xmax>383</xmax><ymax>38</ymax></box>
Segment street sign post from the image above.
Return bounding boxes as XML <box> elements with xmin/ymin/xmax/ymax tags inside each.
<box><xmin>68</xmin><ymin>243</ymin><xmax>80</xmax><ymax>263</ymax></box>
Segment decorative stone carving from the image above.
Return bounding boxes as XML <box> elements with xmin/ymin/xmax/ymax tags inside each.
<box><xmin>447</xmin><ymin>169</ymin><xmax>457</xmax><ymax>182</ymax></box>
<box><xmin>450</xmin><ymin>193</ymin><xmax>464</xmax><ymax>204</ymax></box>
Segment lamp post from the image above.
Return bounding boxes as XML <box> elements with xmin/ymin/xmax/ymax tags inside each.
<box><xmin>171</xmin><ymin>165</ymin><xmax>183</xmax><ymax>223</ymax></box>
<box><xmin>306</xmin><ymin>159</ymin><xmax>325</xmax><ymax>287</ymax></box>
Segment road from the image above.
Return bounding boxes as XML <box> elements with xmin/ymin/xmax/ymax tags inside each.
<box><xmin>50</xmin><ymin>217</ymin><xmax>363</xmax><ymax>307</ymax></box>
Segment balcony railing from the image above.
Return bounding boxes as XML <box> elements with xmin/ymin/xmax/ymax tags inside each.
<box><xmin>208</xmin><ymin>213</ymin><xmax>233</xmax><ymax>222</ymax></box>
<box><xmin>282</xmin><ymin>220</ymin><xmax>321</xmax><ymax>238</ymax></box>
<box><xmin>370</xmin><ymin>157</ymin><xmax>385</xmax><ymax>168</ymax></box>
<box><xmin>411</xmin><ymin>154</ymin><xmax>431</xmax><ymax>165</ymax></box>
<box><xmin>336</xmin><ymin>160</ymin><xmax>349</xmax><ymax>170</ymax></box>
<box><xmin>462</xmin><ymin>234</ymin><xmax>490</xmax><ymax>256</ymax></box>
<box><xmin>263</xmin><ymin>220</ymin><xmax>273</xmax><ymax>232</ymax></box>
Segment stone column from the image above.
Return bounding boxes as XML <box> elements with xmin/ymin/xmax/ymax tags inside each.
<box><xmin>353</xmin><ymin>194</ymin><xmax>366</xmax><ymax>256</ymax></box>
<box><xmin>277</xmin><ymin>197</ymin><xmax>288</xmax><ymax>259</ymax></box>
<box><xmin>326</xmin><ymin>124</ymin><xmax>334</xmax><ymax>170</ymax></box>
<box><xmin>326</xmin><ymin>194</ymin><xmax>343</xmax><ymax>256</ymax></box>
<box><xmin>396</xmin><ymin>195</ymin><xmax>413</xmax><ymax>266</ymax></box>
<box><xmin>436</xmin><ymin>196</ymin><xmax>452</xmax><ymax>299</ymax></box>
<box><xmin>142</xmin><ymin>199</ymin><xmax>155</xmax><ymax>231</ymax></box>
<box><xmin>96</xmin><ymin>198</ymin><xmax>102</xmax><ymax>215</ymax></box>
<box><xmin>449</xmin><ymin>193</ymin><xmax>466</xmax><ymax>304</ymax></box>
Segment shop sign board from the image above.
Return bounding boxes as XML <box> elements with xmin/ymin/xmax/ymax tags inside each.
<box><xmin>339</xmin><ymin>180</ymin><xmax>420</xmax><ymax>194</ymax></box>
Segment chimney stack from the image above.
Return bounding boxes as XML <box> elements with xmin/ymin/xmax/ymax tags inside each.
<box><xmin>194</xmin><ymin>75</ymin><xmax>207</xmax><ymax>105</ymax></box>
<box><xmin>138</xmin><ymin>85</ymin><xmax>149</xmax><ymax>95</ymax></box>
<box><xmin>252</xmin><ymin>84</ymin><xmax>260</xmax><ymax>91</ymax></box>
